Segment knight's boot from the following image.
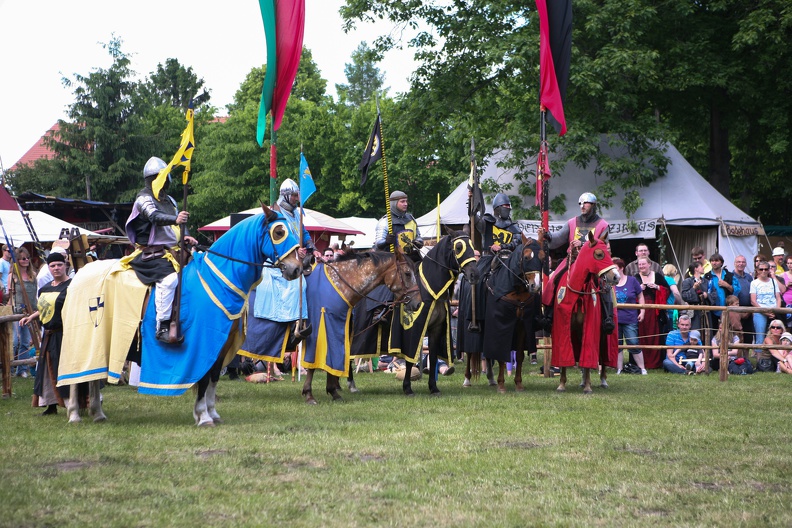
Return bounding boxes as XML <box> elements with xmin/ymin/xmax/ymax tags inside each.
<box><xmin>155</xmin><ymin>320</ymin><xmax>171</xmax><ymax>343</ymax></box>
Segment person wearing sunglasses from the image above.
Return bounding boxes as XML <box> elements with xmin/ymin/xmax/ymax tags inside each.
<box><xmin>750</xmin><ymin>260</ymin><xmax>782</xmax><ymax>358</ymax></box>
<box><xmin>8</xmin><ymin>248</ymin><xmax>40</xmax><ymax>378</ymax></box>
<box><xmin>758</xmin><ymin>322</ymin><xmax>786</xmax><ymax>372</ymax></box>
<box><xmin>0</xmin><ymin>245</ymin><xmax>11</xmax><ymax>303</ymax></box>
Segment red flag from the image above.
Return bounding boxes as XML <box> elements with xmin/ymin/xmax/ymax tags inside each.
<box><xmin>271</xmin><ymin>0</ymin><xmax>305</xmax><ymax>132</ymax></box>
<box><xmin>536</xmin><ymin>0</ymin><xmax>572</xmax><ymax>135</ymax></box>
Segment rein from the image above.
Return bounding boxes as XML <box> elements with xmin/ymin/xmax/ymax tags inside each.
<box><xmin>324</xmin><ymin>254</ymin><xmax>419</xmax><ymax>306</ymax></box>
<box><xmin>195</xmin><ymin>244</ymin><xmax>281</xmax><ymax>268</ymax></box>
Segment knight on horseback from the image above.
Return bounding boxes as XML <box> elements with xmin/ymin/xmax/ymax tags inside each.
<box><xmin>460</xmin><ymin>192</ymin><xmax>523</xmax><ymax>387</ymax></box>
<box><xmin>375</xmin><ymin>190</ymin><xmax>424</xmax><ymax>260</ymax></box>
<box><xmin>546</xmin><ymin>192</ymin><xmax>609</xmax><ymax>258</ymax></box>
<box><xmin>125</xmin><ymin>156</ymin><xmax>198</xmax><ymax>343</ymax></box>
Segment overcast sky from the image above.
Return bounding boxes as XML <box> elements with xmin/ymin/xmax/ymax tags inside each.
<box><xmin>0</xmin><ymin>0</ymin><xmax>418</xmax><ymax>170</ymax></box>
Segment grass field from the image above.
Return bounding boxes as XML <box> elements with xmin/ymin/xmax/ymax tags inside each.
<box><xmin>1</xmin><ymin>363</ymin><xmax>790</xmax><ymax>528</ymax></box>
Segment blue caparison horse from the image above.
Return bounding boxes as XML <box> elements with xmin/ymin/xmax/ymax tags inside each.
<box><xmin>58</xmin><ymin>205</ymin><xmax>305</xmax><ymax>426</ymax></box>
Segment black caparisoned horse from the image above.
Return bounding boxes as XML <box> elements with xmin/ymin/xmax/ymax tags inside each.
<box><xmin>59</xmin><ymin>206</ymin><xmax>305</xmax><ymax>426</ymax></box>
<box><xmin>482</xmin><ymin>235</ymin><xmax>544</xmax><ymax>393</ymax></box>
<box><xmin>389</xmin><ymin>229</ymin><xmax>479</xmax><ymax>396</ymax></box>
<box><xmin>299</xmin><ymin>248</ymin><xmax>420</xmax><ymax>404</ymax></box>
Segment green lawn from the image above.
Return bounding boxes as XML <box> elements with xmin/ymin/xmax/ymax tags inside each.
<box><xmin>1</xmin><ymin>363</ymin><xmax>789</xmax><ymax>528</ymax></box>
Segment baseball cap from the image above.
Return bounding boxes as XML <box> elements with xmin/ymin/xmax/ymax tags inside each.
<box><xmin>689</xmin><ymin>330</ymin><xmax>701</xmax><ymax>341</ymax></box>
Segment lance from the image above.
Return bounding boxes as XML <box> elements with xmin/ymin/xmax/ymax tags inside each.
<box><xmin>0</xmin><ymin>218</ymin><xmax>41</xmax><ymax>353</ymax></box>
<box><xmin>15</xmin><ymin>200</ymin><xmax>46</xmax><ymax>262</ymax></box>
<box><xmin>375</xmin><ymin>95</ymin><xmax>395</xmax><ymax>253</ymax></box>
<box><xmin>468</xmin><ymin>137</ymin><xmax>481</xmax><ymax>333</ymax></box>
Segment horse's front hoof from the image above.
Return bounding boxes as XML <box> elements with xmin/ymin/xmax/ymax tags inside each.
<box><xmin>515</xmin><ymin>382</ymin><xmax>525</xmax><ymax>392</ymax></box>
<box><xmin>403</xmin><ymin>388</ymin><xmax>415</xmax><ymax>397</ymax></box>
<box><xmin>430</xmin><ymin>389</ymin><xmax>441</xmax><ymax>397</ymax></box>
<box><xmin>302</xmin><ymin>391</ymin><xmax>317</xmax><ymax>405</ymax></box>
<box><xmin>497</xmin><ymin>383</ymin><xmax>507</xmax><ymax>394</ymax></box>
<box><xmin>328</xmin><ymin>390</ymin><xmax>344</xmax><ymax>402</ymax></box>
<box><xmin>92</xmin><ymin>414</ymin><xmax>107</xmax><ymax>423</ymax></box>
<box><xmin>556</xmin><ymin>385</ymin><xmax>566</xmax><ymax>393</ymax></box>
<box><xmin>462</xmin><ymin>377</ymin><xmax>471</xmax><ymax>388</ymax></box>
<box><xmin>347</xmin><ymin>381</ymin><xmax>359</xmax><ymax>393</ymax></box>
<box><xmin>212</xmin><ymin>417</ymin><xmax>224</xmax><ymax>424</ymax></box>
<box><xmin>68</xmin><ymin>414</ymin><xmax>81</xmax><ymax>424</ymax></box>
<box><xmin>583</xmin><ymin>387</ymin><xmax>593</xmax><ymax>395</ymax></box>
<box><xmin>600</xmin><ymin>380</ymin><xmax>609</xmax><ymax>389</ymax></box>
<box><xmin>197</xmin><ymin>419</ymin><xmax>216</xmax><ymax>428</ymax></box>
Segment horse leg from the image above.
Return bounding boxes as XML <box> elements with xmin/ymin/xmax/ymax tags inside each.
<box><xmin>301</xmin><ymin>369</ymin><xmax>317</xmax><ymax>405</ymax></box>
<box><xmin>428</xmin><ymin>351</ymin><xmax>440</xmax><ymax>396</ymax></box>
<box><xmin>600</xmin><ymin>364</ymin><xmax>609</xmax><ymax>388</ymax></box>
<box><xmin>496</xmin><ymin>361</ymin><xmax>507</xmax><ymax>394</ymax></box>
<box><xmin>193</xmin><ymin>374</ymin><xmax>215</xmax><ymax>427</ymax></box>
<box><xmin>557</xmin><ymin>367</ymin><xmax>567</xmax><ymax>392</ymax></box>
<box><xmin>402</xmin><ymin>361</ymin><xmax>415</xmax><ymax>396</ymax></box>
<box><xmin>347</xmin><ymin>361</ymin><xmax>358</xmax><ymax>393</ymax></box>
<box><xmin>582</xmin><ymin>368</ymin><xmax>593</xmax><ymax>394</ymax></box>
<box><xmin>67</xmin><ymin>383</ymin><xmax>81</xmax><ymax>423</ymax></box>
<box><xmin>327</xmin><ymin>374</ymin><xmax>343</xmax><ymax>402</ymax></box>
<box><xmin>463</xmin><ymin>352</ymin><xmax>472</xmax><ymax>387</ymax></box>
<box><xmin>89</xmin><ymin>380</ymin><xmax>106</xmax><ymax>423</ymax></box>
<box><xmin>514</xmin><ymin>350</ymin><xmax>525</xmax><ymax>392</ymax></box>
<box><xmin>486</xmin><ymin>358</ymin><xmax>496</xmax><ymax>386</ymax></box>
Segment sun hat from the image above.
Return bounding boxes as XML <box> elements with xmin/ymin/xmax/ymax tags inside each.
<box><xmin>772</xmin><ymin>247</ymin><xmax>785</xmax><ymax>257</ymax></box>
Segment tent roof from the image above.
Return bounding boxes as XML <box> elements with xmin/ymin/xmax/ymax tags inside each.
<box><xmin>0</xmin><ymin>209</ymin><xmax>122</xmax><ymax>244</ymax></box>
<box><xmin>417</xmin><ymin>141</ymin><xmax>759</xmax><ymax>236</ymax></box>
<box><xmin>198</xmin><ymin>207</ymin><xmax>365</xmax><ymax>236</ymax></box>
<box><xmin>332</xmin><ymin>216</ymin><xmax>379</xmax><ymax>249</ymax></box>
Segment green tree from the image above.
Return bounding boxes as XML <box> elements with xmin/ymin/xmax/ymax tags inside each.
<box><xmin>137</xmin><ymin>58</ymin><xmax>211</xmax><ymax>110</ymax></box>
<box><xmin>336</xmin><ymin>42</ymin><xmax>385</xmax><ymax>106</ymax></box>
<box><xmin>340</xmin><ymin>0</ymin><xmax>792</xmax><ymax>225</ymax></box>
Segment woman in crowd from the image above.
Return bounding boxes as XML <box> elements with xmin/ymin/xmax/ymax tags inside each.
<box><xmin>757</xmin><ymin>320</ymin><xmax>785</xmax><ymax>372</ymax></box>
<box><xmin>753</xmin><ymin>254</ymin><xmax>769</xmax><ymax>277</ymax></box>
<box><xmin>778</xmin><ymin>332</ymin><xmax>792</xmax><ymax>374</ymax></box>
<box><xmin>750</xmin><ymin>260</ymin><xmax>782</xmax><ymax>357</ymax></box>
<box><xmin>680</xmin><ymin>261</ymin><xmax>709</xmax><ymax>331</ymax></box>
<box><xmin>613</xmin><ymin>258</ymin><xmax>646</xmax><ymax>374</ymax></box>
<box><xmin>8</xmin><ymin>247</ymin><xmax>40</xmax><ymax>378</ymax></box>
<box><xmin>635</xmin><ymin>257</ymin><xmax>670</xmax><ymax>369</ymax></box>
<box><xmin>662</xmin><ymin>263</ymin><xmax>683</xmax><ymax>332</ymax></box>
<box><xmin>20</xmin><ymin>252</ymin><xmax>72</xmax><ymax>415</ymax></box>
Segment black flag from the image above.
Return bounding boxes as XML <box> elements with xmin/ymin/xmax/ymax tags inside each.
<box><xmin>359</xmin><ymin>115</ymin><xmax>383</xmax><ymax>187</ymax></box>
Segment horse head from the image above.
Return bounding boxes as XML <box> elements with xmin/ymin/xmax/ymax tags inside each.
<box><xmin>445</xmin><ymin>227</ymin><xmax>479</xmax><ymax>285</ymax></box>
<box><xmin>260</xmin><ymin>204</ymin><xmax>303</xmax><ymax>281</ymax></box>
<box><xmin>569</xmin><ymin>231</ymin><xmax>619</xmax><ymax>288</ymax></box>
<box><xmin>515</xmin><ymin>234</ymin><xmax>544</xmax><ymax>294</ymax></box>
<box><xmin>389</xmin><ymin>246</ymin><xmax>421</xmax><ymax>311</ymax></box>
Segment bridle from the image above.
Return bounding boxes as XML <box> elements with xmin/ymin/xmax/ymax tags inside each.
<box><xmin>564</xmin><ymin>245</ymin><xmax>618</xmax><ymax>297</ymax></box>
<box><xmin>324</xmin><ymin>251</ymin><xmax>419</xmax><ymax>306</ymax></box>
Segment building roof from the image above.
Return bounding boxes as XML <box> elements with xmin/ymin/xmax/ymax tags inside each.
<box><xmin>9</xmin><ymin>123</ymin><xmax>59</xmax><ymax>171</ymax></box>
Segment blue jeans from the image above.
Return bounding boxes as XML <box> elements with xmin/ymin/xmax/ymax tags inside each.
<box><xmin>753</xmin><ymin>312</ymin><xmax>770</xmax><ymax>354</ymax></box>
<box><xmin>663</xmin><ymin>358</ymin><xmax>687</xmax><ymax>374</ymax></box>
<box><xmin>13</xmin><ymin>323</ymin><xmax>32</xmax><ymax>376</ymax></box>
<box><xmin>618</xmin><ymin>323</ymin><xmax>639</xmax><ymax>353</ymax></box>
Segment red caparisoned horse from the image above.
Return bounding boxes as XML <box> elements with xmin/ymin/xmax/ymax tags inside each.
<box><xmin>542</xmin><ymin>231</ymin><xmax>620</xmax><ymax>393</ymax></box>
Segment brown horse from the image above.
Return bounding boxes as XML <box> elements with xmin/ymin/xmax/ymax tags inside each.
<box><xmin>300</xmin><ymin>248</ymin><xmax>420</xmax><ymax>404</ymax></box>
<box><xmin>542</xmin><ymin>231</ymin><xmax>619</xmax><ymax>393</ymax></box>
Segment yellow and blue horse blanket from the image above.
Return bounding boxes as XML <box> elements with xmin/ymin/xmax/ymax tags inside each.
<box><xmin>301</xmin><ymin>264</ymin><xmax>353</xmax><ymax>377</ymax></box>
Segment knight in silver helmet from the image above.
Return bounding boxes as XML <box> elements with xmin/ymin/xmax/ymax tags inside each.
<box><xmin>125</xmin><ymin>156</ymin><xmax>198</xmax><ymax>343</ymax></box>
<box><xmin>374</xmin><ymin>190</ymin><xmax>424</xmax><ymax>259</ymax></box>
<box><xmin>546</xmin><ymin>191</ymin><xmax>609</xmax><ymax>253</ymax></box>
<box><xmin>274</xmin><ymin>178</ymin><xmax>320</xmax><ymax>258</ymax></box>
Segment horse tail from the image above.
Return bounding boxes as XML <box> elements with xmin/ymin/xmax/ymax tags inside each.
<box><xmin>470</xmin><ymin>352</ymin><xmax>482</xmax><ymax>380</ymax></box>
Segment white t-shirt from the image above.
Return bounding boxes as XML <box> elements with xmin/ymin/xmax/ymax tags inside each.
<box><xmin>750</xmin><ymin>278</ymin><xmax>777</xmax><ymax>308</ymax></box>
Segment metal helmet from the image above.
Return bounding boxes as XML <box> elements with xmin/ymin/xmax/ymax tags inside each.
<box><xmin>390</xmin><ymin>190</ymin><xmax>408</xmax><ymax>202</ymax></box>
<box><xmin>578</xmin><ymin>192</ymin><xmax>597</xmax><ymax>206</ymax></box>
<box><xmin>143</xmin><ymin>157</ymin><xmax>167</xmax><ymax>179</ymax></box>
<box><xmin>280</xmin><ymin>178</ymin><xmax>299</xmax><ymax>198</ymax></box>
<box><xmin>492</xmin><ymin>193</ymin><xmax>511</xmax><ymax>209</ymax></box>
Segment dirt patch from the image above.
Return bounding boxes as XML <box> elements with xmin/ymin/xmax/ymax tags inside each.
<box><xmin>196</xmin><ymin>449</ymin><xmax>228</xmax><ymax>458</ymax></box>
<box><xmin>498</xmin><ymin>440</ymin><xmax>542</xmax><ymax>450</ymax></box>
<box><xmin>45</xmin><ymin>460</ymin><xmax>95</xmax><ymax>472</ymax></box>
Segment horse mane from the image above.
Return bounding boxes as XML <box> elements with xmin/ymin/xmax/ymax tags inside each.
<box><xmin>333</xmin><ymin>250</ymin><xmax>393</xmax><ymax>267</ymax></box>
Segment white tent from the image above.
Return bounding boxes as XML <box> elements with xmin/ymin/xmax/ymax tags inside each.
<box><xmin>0</xmin><ymin>209</ymin><xmax>109</xmax><ymax>244</ymax></box>
<box><xmin>417</xmin><ymin>142</ymin><xmax>762</xmax><ymax>270</ymax></box>
<box><xmin>330</xmin><ymin>216</ymin><xmax>379</xmax><ymax>249</ymax></box>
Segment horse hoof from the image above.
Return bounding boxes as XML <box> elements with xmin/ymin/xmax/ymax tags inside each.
<box><xmin>462</xmin><ymin>378</ymin><xmax>471</xmax><ymax>388</ymax></box>
<box><xmin>556</xmin><ymin>386</ymin><xmax>566</xmax><ymax>393</ymax></box>
<box><xmin>583</xmin><ymin>388</ymin><xmax>593</xmax><ymax>395</ymax></box>
<box><xmin>347</xmin><ymin>381</ymin><xmax>359</xmax><ymax>393</ymax></box>
<box><xmin>329</xmin><ymin>391</ymin><xmax>344</xmax><ymax>402</ymax></box>
<box><xmin>197</xmin><ymin>420</ymin><xmax>216</xmax><ymax>428</ymax></box>
<box><xmin>515</xmin><ymin>382</ymin><xmax>525</xmax><ymax>392</ymax></box>
<box><xmin>92</xmin><ymin>414</ymin><xmax>107</xmax><ymax>423</ymax></box>
<box><xmin>403</xmin><ymin>389</ymin><xmax>415</xmax><ymax>397</ymax></box>
<box><xmin>497</xmin><ymin>383</ymin><xmax>507</xmax><ymax>394</ymax></box>
<box><xmin>305</xmin><ymin>397</ymin><xmax>317</xmax><ymax>405</ymax></box>
<box><xmin>488</xmin><ymin>378</ymin><xmax>497</xmax><ymax>387</ymax></box>
<box><xmin>600</xmin><ymin>380</ymin><xmax>609</xmax><ymax>389</ymax></box>
<box><xmin>68</xmin><ymin>414</ymin><xmax>82</xmax><ymax>424</ymax></box>
<box><xmin>212</xmin><ymin>417</ymin><xmax>224</xmax><ymax>424</ymax></box>
<box><xmin>429</xmin><ymin>391</ymin><xmax>441</xmax><ymax>398</ymax></box>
